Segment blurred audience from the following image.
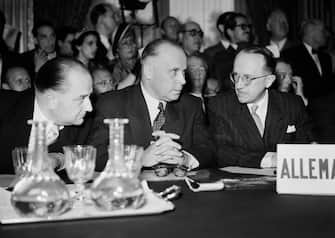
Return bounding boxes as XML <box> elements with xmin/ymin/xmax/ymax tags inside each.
<box><xmin>160</xmin><ymin>16</ymin><xmax>180</xmax><ymax>42</ymax></box>
<box><xmin>273</xmin><ymin>58</ymin><xmax>308</xmax><ymax>105</ymax></box>
<box><xmin>179</xmin><ymin>21</ymin><xmax>204</xmax><ymax>56</ymax></box>
<box><xmin>90</xmin><ymin>2</ymin><xmax>121</xmax><ymax>64</ymax></box>
<box><xmin>20</xmin><ymin>21</ymin><xmax>57</xmax><ymax>79</ymax></box>
<box><xmin>91</xmin><ymin>64</ymin><xmax>114</xmax><ymax>95</ymax></box>
<box><xmin>56</xmin><ymin>26</ymin><xmax>77</xmax><ymax>57</ymax></box>
<box><xmin>282</xmin><ymin>19</ymin><xmax>333</xmax><ymax>100</ymax></box>
<box><xmin>265</xmin><ymin>9</ymin><xmax>295</xmax><ymax>57</ymax></box>
<box><xmin>110</xmin><ymin>23</ymin><xmax>140</xmax><ymax>90</ymax></box>
<box><xmin>2</xmin><ymin>66</ymin><xmax>31</xmax><ymax>92</ymax></box>
<box><xmin>72</xmin><ymin>30</ymin><xmax>99</xmax><ymax>70</ymax></box>
<box><xmin>212</xmin><ymin>12</ymin><xmax>251</xmax><ymax>92</ymax></box>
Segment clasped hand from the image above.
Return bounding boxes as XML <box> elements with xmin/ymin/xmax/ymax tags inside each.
<box><xmin>142</xmin><ymin>131</ymin><xmax>184</xmax><ymax>167</ymax></box>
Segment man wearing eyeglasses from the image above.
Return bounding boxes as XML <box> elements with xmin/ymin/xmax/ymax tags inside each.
<box><xmin>180</xmin><ymin>21</ymin><xmax>204</xmax><ymax>56</ymax></box>
<box><xmin>208</xmin><ymin>46</ymin><xmax>314</xmax><ymax>168</ymax></box>
<box><xmin>212</xmin><ymin>12</ymin><xmax>252</xmax><ymax>92</ymax></box>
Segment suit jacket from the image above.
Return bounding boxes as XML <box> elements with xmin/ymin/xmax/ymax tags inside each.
<box><xmin>0</xmin><ymin>90</ymin><xmax>92</xmax><ymax>174</ymax></box>
<box><xmin>207</xmin><ymin>90</ymin><xmax>314</xmax><ymax>168</ymax></box>
<box><xmin>203</xmin><ymin>42</ymin><xmax>227</xmax><ymax>78</ymax></box>
<box><xmin>88</xmin><ymin>84</ymin><xmax>215</xmax><ymax>171</ymax></box>
<box><xmin>308</xmin><ymin>92</ymin><xmax>335</xmax><ymax>143</ymax></box>
<box><xmin>19</xmin><ymin>50</ymin><xmax>36</xmax><ymax>80</ymax></box>
<box><xmin>282</xmin><ymin>44</ymin><xmax>334</xmax><ymax>99</ymax></box>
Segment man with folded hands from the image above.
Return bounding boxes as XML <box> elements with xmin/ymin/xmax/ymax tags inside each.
<box><xmin>88</xmin><ymin>39</ymin><xmax>215</xmax><ymax>171</ymax></box>
<box><xmin>207</xmin><ymin>46</ymin><xmax>314</xmax><ymax>168</ymax></box>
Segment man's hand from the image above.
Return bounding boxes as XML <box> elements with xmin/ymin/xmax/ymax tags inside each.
<box><xmin>141</xmin><ymin>131</ymin><xmax>183</xmax><ymax>167</ymax></box>
<box><xmin>260</xmin><ymin>152</ymin><xmax>277</xmax><ymax>168</ymax></box>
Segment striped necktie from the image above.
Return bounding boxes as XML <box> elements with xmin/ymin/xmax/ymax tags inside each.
<box><xmin>152</xmin><ymin>102</ymin><xmax>166</xmax><ymax>132</ymax></box>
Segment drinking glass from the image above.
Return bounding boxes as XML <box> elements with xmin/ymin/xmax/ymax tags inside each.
<box><xmin>124</xmin><ymin>145</ymin><xmax>144</xmax><ymax>177</ymax></box>
<box><xmin>12</xmin><ymin>147</ymin><xmax>29</xmax><ymax>175</ymax></box>
<box><xmin>63</xmin><ymin>145</ymin><xmax>96</xmax><ymax>201</ymax></box>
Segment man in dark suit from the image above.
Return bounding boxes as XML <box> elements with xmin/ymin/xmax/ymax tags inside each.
<box><xmin>282</xmin><ymin>19</ymin><xmax>333</xmax><ymax>100</ymax></box>
<box><xmin>211</xmin><ymin>12</ymin><xmax>251</xmax><ymax>92</ymax></box>
<box><xmin>0</xmin><ymin>58</ymin><xmax>93</xmax><ymax>174</ymax></box>
<box><xmin>89</xmin><ymin>39</ymin><xmax>214</xmax><ymax>171</ymax></box>
<box><xmin>208</xmin><ymin>46</ymin><xmax>314</xmax><ymax>168</ymax></box>
<box><xmin>90</xmin><ymin>2</ymin><xmax>120</xmax><ymax>65</ymax></box>
<box><xmin>20</xmin><ymin>21</ymin><xmax>57</xmax><ymax>80</ymax></box>
<box><xmin>203</xmin><ymin>11</ymin><xmax>235</xmax><ymax>78</ymax></box>
<box><xmin>264</xmin><ymin>9</ymin><xmax>296</xmax><ymax>57</ymax></box>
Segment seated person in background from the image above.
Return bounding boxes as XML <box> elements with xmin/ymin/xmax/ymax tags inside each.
<box><xmin>20</xmin><ymin>21</ymin><xmax>57</xmax><ymax>79</ymax></box>
<box><xmin>179</xmin><ymin>21</ymin><xmax>204</xmax><ymax>56</ymax></box>
<box><xmin>0</xmin><ymin>58</ymin><xmax>93</xmax><ymax>174</ymax></box>
<box><xmin>273</xmin><ymin>58</ymin><xmax>308</xmax><ymax>105</ymax></box>
<box><xmin>204</xmin><ymin>78</ymin><xmax>220</xmax><ymax>97</ymax></box>
<box><xmin>160</xmin><ymin>16</ymin><xmax>180</xmax><ymax>42</ymax></box>
<box><xmin>207</xmin><ymin>46</ymin><xmax>314</xmax><ymax>169</ymax></box>
<box><xmin>56</xmin><ymin>26</ymin><xmax>77</xmax><ymax>57</ymax></box>
<box><xmin>88</xmin><ymin>39</ymin><xmax>215</xmax><ymax>171</ymax></box>
<box><xmin>110</xmin><ymin>23</ymin><xmax>140</xmax><ymax>90</ymax></box>
<box><xmin>2</xmin><ymin>66</ymin><xmax>31</xmax><ymax>92</ymax></box>
<box><xmin>185</xmin><ymin>53</ymin><xmax>208</xmax><ymax>110</ymax></box>
<box><xmin>72</xmin><ymin>30</ymin><xmax>99</xmax><ymax>71</ymax></box>
<box><xmin>91</xmin><ymin>64</ymin><xmax>114</xmax><ymax>95</ymax></box>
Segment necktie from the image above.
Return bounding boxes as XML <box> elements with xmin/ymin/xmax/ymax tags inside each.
<box><xmin>152</xmin><ymin>102</ymin><xmax>166</xmax><ymax>132</ymax></box>
<box><xmin>251</xmin><ymin>105</ymin><xmax>264</xmax><ymax>137</ymax></box>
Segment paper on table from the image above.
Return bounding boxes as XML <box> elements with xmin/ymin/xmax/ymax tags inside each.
<box><xmin>0</xmin><ymin>183</ymin><xmax>174</xmax><ymax>225</ymax></box>
<box><xmin>220</xmin><ymin>166</ymin><xmax>276</xmax><ymax>176</ymax></box>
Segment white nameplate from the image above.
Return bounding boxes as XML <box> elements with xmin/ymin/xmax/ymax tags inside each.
<box><xmin>277</xmin><ymin>144</ymin><xmax>335</xmax><ymax>195</ymax></box>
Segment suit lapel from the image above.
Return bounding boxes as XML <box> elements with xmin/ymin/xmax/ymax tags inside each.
<box><xmin>233</xmin><ymin>98</ymin><xmax>264</xmax><ymax>146</ymax></box>
<box><xmin>301</xmin><ymin>45</ymin><xmax>322</xmax><ymax>77</ymax></box>
<box><xmin>127</xmin><ymin>85</ymin><xmax>152</xmax><ymax>147</ymax></box>
<box><xmin>163</xmin><ymin>101</ymin><xmax>183</xmax><ymax>136</ymax></box>
<box><xmin>263</xmin><ymin>91</ymin><xmax>285</xmax><ymax>146</ymax></box>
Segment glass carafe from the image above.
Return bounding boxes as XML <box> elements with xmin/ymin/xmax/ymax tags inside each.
<box><xmin>11</xmin><ymin>121</ymin><xmax>71</xmax><ymax>218</ymax></box>
<box><xmin>91</xmin><ymin>118</ymin><xmax>146</xmax><ymax>210</ymax></box>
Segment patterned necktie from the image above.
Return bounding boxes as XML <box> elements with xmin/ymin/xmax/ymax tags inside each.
<box><xmin>251</xmin><ymin>105</ymin><xmax>264</xmax><ymax>137</ymax></box>
<box><xmin>152</xmin><ymin>102</ymin><xmax>166</xmax><ymax>132</ymax></box>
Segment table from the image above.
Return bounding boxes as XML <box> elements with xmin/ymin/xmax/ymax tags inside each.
<box><xmin>1</xmin><ymin>173</ymin><xmax>335</xmax><ymax>238</ymax></box>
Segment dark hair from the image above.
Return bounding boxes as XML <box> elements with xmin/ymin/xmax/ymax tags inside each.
<box><xmin>72</xmin><ymin>30</ymin><xmax>100</xmax><ymax>57</ymax></box>
<box><xmin>216</xmin><ymin>11</ymin><xmax>235</xmax><ymax>33</ymax></box>
<box><xmin>32</xmin><ymin>20</ymin><xmax>55</xmax><ymax>37</ymax></box>
<box><xmin>56</xmin><ymin>26</ymin><xmax>77</xmax><ymax>42</ymax></box>
<box><xmin>35</xmin><ymin>57</ymin><xmax>88</xmax><ymax>93</ymax></box>
<box><xmin>141</xmin><ymin>38</ymin><xmax>183</xmax><ymax>61</ymax></box>
<box><xmin>90</xmin><ymin>3</ymin><xmax>113</xmax><ymax>26</ymax></box>
<box><xmin>239</xmin><ymin>46</ymin><xmax>276</xmax><ymax>73</ymax></box>
<box><xmin>224</xmin><ymin>12</ymin><xmax>247</xmax><ymax>40</ymax></box>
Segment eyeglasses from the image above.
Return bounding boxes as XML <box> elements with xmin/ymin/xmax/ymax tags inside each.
<box><xmin>183</xmin><ymin>29</ymin><xmax>204</xmax><ymax>38</ymax></box>
<box><xmin>153</xmin><ymin>163</ymin><xmax>189</xmax><ymax>177</ymax></box>
<box><xmin>234</xmin><ymin>24</ymin><xmax>252</xmax><ymax>30</ymax></box>
<box><xmin>276</xmin><ymin>72</ymin><xmax>292</xmax><ymax>81</ymax></box>
<box><xmin>230</xmin><ymin>72</ymin><xmax>272</xmax><ymax>86</ymax></box>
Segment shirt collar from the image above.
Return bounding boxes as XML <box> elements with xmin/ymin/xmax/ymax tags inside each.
<box><xmin>270</xmin><ymin>38</ymin><xmax>287</xmax><ymax>51</ymax></box>
<box><xmin>247</xmin><ymin>89</ymin><xmax>269</xmax><ymax>125</ymax></box>
<box><xmin>220</xmin><ymin>39</ymin><xmax>230</xmax><ymax>49</ymax></box>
